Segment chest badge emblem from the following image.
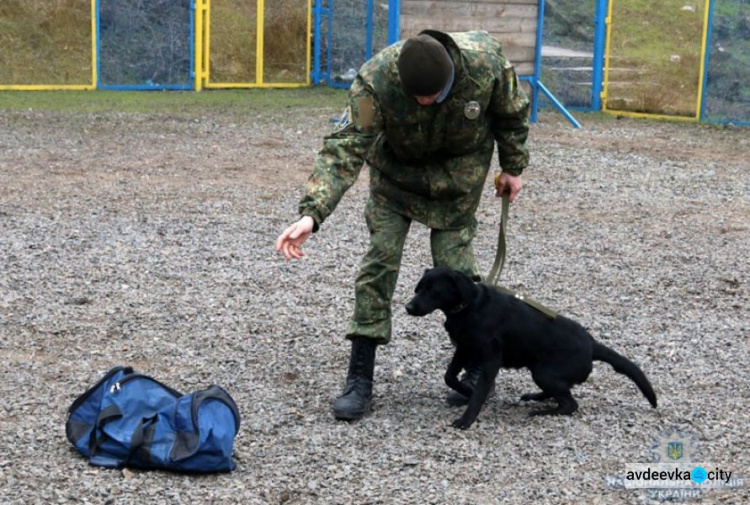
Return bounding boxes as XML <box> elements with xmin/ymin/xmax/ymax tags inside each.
<box><xmin>464</xmin><ymin>101</ymin><xmax>481</xmax><ymax>120</ymax></box>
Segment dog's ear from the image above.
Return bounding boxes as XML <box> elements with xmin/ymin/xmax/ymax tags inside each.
<box><xmin>451</xmin><ymin>270</ymin><xmax>476</xmax><ymax>303</ymax></box>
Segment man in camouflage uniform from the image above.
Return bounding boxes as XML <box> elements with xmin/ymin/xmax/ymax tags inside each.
<box><xmin>276</xmin><ymin>29</ymin><xmax>530</xmax><ymax>420</ymax></box>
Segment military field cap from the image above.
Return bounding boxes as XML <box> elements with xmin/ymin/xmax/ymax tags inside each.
<box><xmin>397</xmin><ymin>34</ymin><xmax>453</xmax><ymax>96</ymax></box>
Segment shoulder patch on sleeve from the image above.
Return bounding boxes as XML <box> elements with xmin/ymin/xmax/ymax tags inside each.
<box><xmin>503</xmin><ymin>68</ymin><xmax>518</xmax><ymax>98</ymax></box>
<box><xmin>336</xmin><ymin>105</ymin><xmax>353</xmax><ymax>131</ymax></box>
<box><xmin>355</xmin><ymin>96</ymin><xmax>375</xmax><ymax>130</ymax></box>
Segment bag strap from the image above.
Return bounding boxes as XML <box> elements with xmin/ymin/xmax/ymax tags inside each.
<box><xmin>169</xmin><ymin>386</ymin><xmax>241</xmax><ymax>462</ymax></box>
<box><xmin>192</xmin><ymin>386</ymin><xmax>241</xmax><ymax>433</ymax></box>
<box><xmin>88</xmin><ymin>405</ymin><xmax>154</xmax><ymax>469</ymax></box>
<box><xmin>87</xmin><ymin>405</ymin><xmax>129</xmax><ymax>468</ymax></box>
<box><xmin>88</xmin><ymin>405</ymin><xmax>122</xmax><ymax>456</ymax></box>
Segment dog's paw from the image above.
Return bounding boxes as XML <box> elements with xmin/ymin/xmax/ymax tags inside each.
<box><xmin>521</xmin><ymin>392</ymin><xmax>550</xmax><ymax>402</ymax></box>
<box><xmin>451</xmin><ymin>417</ymin><xmax>473</xmax><ymax>430</ymax></box>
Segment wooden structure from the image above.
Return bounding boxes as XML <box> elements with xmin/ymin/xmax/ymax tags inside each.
<box><xmin>400</xmin><ymin>0</ymin><xmax>539</xmax><ymax>77</ymax></box>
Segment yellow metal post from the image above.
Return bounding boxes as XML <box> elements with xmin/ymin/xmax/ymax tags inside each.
<box><xmin>91</xmin><ymin>0</ymin><xmax>97</xmax><ymax>88</ymax></box>
<box><xmin>601</xmin><ymin>1</ymin><xmax>613</xmax><ymax>111</ymax></box>
<box><xmin>306</xmin><ymin>0</ymin><xmax>312</xmax><ymax>85</ymax></box>
<box><xmin>204</xmin><ymin>0</ymin><xmax>211</xmax><ymax>87</ymax></box>
<box><xmin>695</xmin><ymin>0</ymin><xmax>712</xmax><ymax>119</ymax></box>
<box><xmin>194</xmin><ymin>0</ymin><xmax>210</xmax><ymax>90</ymax></box>
<box><xmin>195</xmin><ymin>0</ymin><xmax>203</xmax><ymax>90</ymax></box>
<box><xmin>256</xmin><ymin>0</ymin><xmax>265</xmax><ymax>85</ymax></box>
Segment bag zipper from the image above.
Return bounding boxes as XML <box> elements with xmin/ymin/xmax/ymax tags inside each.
<box><xmin>109</xmin><ymin>373</ymin><xmax>183</xmax><ymax>398</ymax></box>
<box><xmin>68</xmin><ymin>366</ymin><xmax>133</xmax><ymax>414</ymax></box>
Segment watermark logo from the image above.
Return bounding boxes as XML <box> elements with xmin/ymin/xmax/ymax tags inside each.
<box><xmin>606</xmin><ymin>427</ymin><xmax>744</xmax><ymax>502</ymax></box>
<box><xmin>667</xmin><ymin>441</ymin><xmax>683</xmax><ymax>461</ymax></box>
<box><xmin>691</xmin><ymin>467</ymin><xmax>707</xmax><ymax>484</ymax></box>
<box><xmin>650</xmin><ymin>428</ymin><xmax>700</xmax><ymax>463</ymax></box>
<box><xmin>624</xmin><ymin>463</ymin><xmax>736</xmax><ymax>489</ymax></box>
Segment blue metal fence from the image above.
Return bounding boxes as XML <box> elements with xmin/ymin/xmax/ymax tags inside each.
<box><xmin>701</xmin><ymin>0</ymin><xmax>750</xmax><ymax>126</ymax></box>
<box><xmin>2</xmin><ymin>0</ymin><xmax>747</xmax><ymax>126</ymax></box>
<box><xmin>312</xmin><ymin>0</ymin><xmax>400</xmax><ymax>88</ymax></box>
<box><xmin>97</xmin><ymin>0</ymin><xmax>194</xmax><ymax>90</ymax></box>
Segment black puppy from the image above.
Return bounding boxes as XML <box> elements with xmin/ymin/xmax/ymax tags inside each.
<box><xmin>405</xmin><ymin>267</ymin><xmax>657</xmax><ymax>429</ymax></box>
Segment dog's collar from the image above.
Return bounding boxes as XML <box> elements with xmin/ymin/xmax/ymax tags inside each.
<box><xmin>446</xmin><ymin>302</ymin><xmax>469</xmax><ymax>315</ymax></box>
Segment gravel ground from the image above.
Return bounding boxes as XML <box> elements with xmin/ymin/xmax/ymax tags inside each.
<box><xmin>0</xmin><ymin>98</ymin><xmax>748</xmax><ymax>504</ymax></box>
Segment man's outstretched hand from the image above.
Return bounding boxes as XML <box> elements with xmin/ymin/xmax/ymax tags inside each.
<box><xmin>276</xmin><ymin>216</ymin><xmax>315</xmax><ymax>260</ymax></box>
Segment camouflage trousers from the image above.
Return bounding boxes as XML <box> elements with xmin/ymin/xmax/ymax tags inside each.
<box><xmin>346</xmin><ymin>196</ymin><xmax>480</xmax><ymax>345</ymax></box>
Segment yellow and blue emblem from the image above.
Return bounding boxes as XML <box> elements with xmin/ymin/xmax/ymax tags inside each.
<box><xmin>667</xmin><ymin>441</ymin><xmax>684</xmax><ymax>460</ymax></box>
<box><xmin>336</xmin><ymin>105</ymin><xmax>353</xmax><ymax>131</ymax></box>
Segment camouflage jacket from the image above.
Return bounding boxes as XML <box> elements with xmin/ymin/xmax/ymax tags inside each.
<box><xmin>299</xmin><ymin>29</ymin><xmax>530</xmax><ymax>230</ymax></box>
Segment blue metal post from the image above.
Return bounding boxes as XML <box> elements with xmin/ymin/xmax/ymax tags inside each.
<box><xmin>312</xmin><ymin>0</ymin><xmax>322</xmax><ymax>84</ymax></box>
<box><xmin>95</xmin><ymin>0</ymin><xmax>101</xmax><ymax>89</ymax></box>
<box><xmin>532</xmin><ymin>0</ymin><xmax>581</xmax><ymax>127</ymax></box>
<box><xmin>327</xmin><ymin>0</ymin><xmax>333</xmax><ymax>82</ymax></box>
<box><xmin>190</xmin><ymin>0</ymin><xmax>195</xmax><ymax>90</ymax></box>
<box><xmin>366</xmin><ymin>0</ymin><xmax>374</xmax><ymax>59</ymax></box>
<box><xmin>388</xmin><ymin>0</ymin><xmax>400</xmax><ymax>44</ymax></box>
<box><xmin>592</xmin><ymin>0</ymin><xmax>608</xmax><ymax>111</ymax></box>
<box><xmin>539</xmin><ymin>81</ymin><xmax>582</xmax><ymax>128</ymax></box>
<box><xmin>531</xmin><ymin>0</ymin><xmax>545</xmax><ymax>123</ymax></box>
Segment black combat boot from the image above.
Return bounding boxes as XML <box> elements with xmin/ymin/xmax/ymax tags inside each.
<box><xmin>446</xmin><ymin>364</ymin><xmax>496</xmax><ymax>406</ymax></box>
<box><xmin>332</xmin><ymin>336</ymin><xmax>378</xmax><ymax>420</ymax></box>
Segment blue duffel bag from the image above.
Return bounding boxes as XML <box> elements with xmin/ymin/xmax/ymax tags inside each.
<box><xmin>66</xmin><ymin>366</ymin><xmax>241</xmax><ymax>473</ymax></box>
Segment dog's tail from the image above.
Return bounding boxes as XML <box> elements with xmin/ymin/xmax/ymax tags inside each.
<box><xmin>592</xmin><ymin>341</ymin><xmax>657</xmax><ymax>408</ymax></box>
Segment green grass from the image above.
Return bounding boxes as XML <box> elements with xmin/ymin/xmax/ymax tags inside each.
<box><xmin>208</xmin><ymin>0</ymin><xmax>308</xmax><ymax>84</ymax></box>
<box><xmin>606</xmin><ymin>0</ymin><xmax>706</xmax><ymax>115</ymax></box>
<box><xmin>0</xmin><ymin>88</ymin><xmax>348</xmax><ymax>114</ymax></box>
<box><xmin>264</xmin><ymin>0</ymin><xmax>309</xmax><ymax>83</ymax></box>
<box><xmin>0</xmin><ymin>0</ymin><xmax>92</xmax><ymax>85</ymax></box>
<box><xmin>209</xmin><ymin>0</ymin><xmax>258</xmax><ymax>83</ymax></box>
<box><xmin>714</xmin><ymin>1</ymin><xmax>743</xmax><ymax>18</ymax></box>
<box><xmin>1</xmin><ymin>0</ymin><xmax>309</xmax><ymax>86</ymax></box>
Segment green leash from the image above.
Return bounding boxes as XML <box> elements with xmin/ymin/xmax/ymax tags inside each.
<box><xmin>485</xmin><ymin>192</ymin><xmax>510</xmax><ymax>286</ymax></box>
<box><xmin>485</xmin><ymin>191</ymin><xmax>557</xmax><ymax>320</ymax></box>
